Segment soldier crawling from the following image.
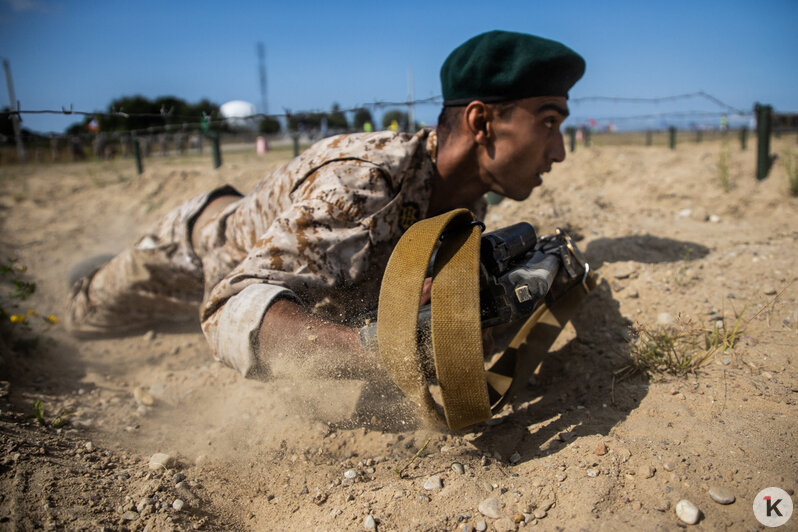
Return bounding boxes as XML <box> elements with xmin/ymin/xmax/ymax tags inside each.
<box><xmin>67</xmin><ymin>30</ymin><xmax>585</xmax><ymax>380</ymax></box>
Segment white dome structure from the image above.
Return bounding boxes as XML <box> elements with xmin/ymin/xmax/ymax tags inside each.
<box><xmin>219</xmin><ymin>100</ymin><xmax>258</xmax><ymax>130</ymax></box>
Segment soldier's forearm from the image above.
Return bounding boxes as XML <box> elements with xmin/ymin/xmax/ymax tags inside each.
<box><xmin>256</xmin><ymin>299</ymin><xmax>383</xmax><ymax>379</ymax></box>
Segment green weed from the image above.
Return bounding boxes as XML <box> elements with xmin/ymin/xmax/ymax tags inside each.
<box><xmin>717</xmin><ymin>142</ymin><xmax>733</xmax><ymax>192</ymax></box>
<box><xmin>784</xmin><ymin>149</ymin><xmax>798</xmax><ymax>197</ymax></box>
<box><xmin>618</xmin><ymin>312</ymin><xmax>745</xmax><ymax>380</ymax></box>
<box><xmin>31</xmin><ymin>399</ymin><xmax>74</xmax><ymax>428</ymax></box>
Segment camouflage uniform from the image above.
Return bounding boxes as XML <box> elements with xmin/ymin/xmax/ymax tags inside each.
<box><xmin>68</xmin><ymin>129</ymin><xmax>485</xmax><ymax>376</ymax></box>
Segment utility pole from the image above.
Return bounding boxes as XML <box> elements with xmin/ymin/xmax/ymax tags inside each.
<box><xmin>257</xmin><ymin>42</ymin><xmax>268</xmax><ymax>115</ymax></box>
<box><xmin>3</xmin><ymin>58</ymin><xmax>26</xmax><ymax>163</ymax></box>
<box><xmin>407</xmin><ymin>68</ymin><xmax>414</xmax><ymax>133</ymax></box>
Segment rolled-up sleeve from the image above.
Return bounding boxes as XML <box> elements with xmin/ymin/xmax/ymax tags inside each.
<box><xmin>200</xmin><ymin>160</ymin><xmax>398</xmax><ymax>376</ymax></box>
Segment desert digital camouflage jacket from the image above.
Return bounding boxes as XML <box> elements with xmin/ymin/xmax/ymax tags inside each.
<box><xmin>194</xmin><ymin>128</ymin><xmax>484</xmax><ymax>375</ymax></box>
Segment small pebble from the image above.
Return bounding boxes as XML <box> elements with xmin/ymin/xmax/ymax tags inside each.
<box><xmin>556</xmin><ymin>472</ymin><xmax>567</xmax><ymax>482</ymax></box>
<box><xmin>708</xmin><ymin>214</ymin><xmax>721</xmax><ymax>223</ymax></box>
<box><xmin>364</xmin><ymin>514</ymin><xmax>376</xmax><ymax>530</ymax></box>
<box><xmin>343</xmin><ymin>469</ymin><xmax>357</xmax><ymax>479</ymax></box>
<box><xmin>475</xmin><ymin>521</ymin><xmax>487</xmax><ymax>532</ymax></box>
<box><xmin>587</xmin><ymin>468</ymin><xmax>598</xmax><ymax>478</ymax></box>
<box><xmin>173</xmin><ymin>472</ymin><xmax>186</xmax><ymax>483</ymax></box>
<box><xmin>663</xmin><ymin>461</ymin><xmax>675</xmax><ymax>472</ymax></box>
<box><xmin>638</xmin><ymin>464</ymin><xmax>655</xmax><ymax>479</ymax></box>
<box><xmin>478</xmin><ymin>497</ymin><xmax>502</xmax><ymax>519</ymax></box>
<box><xmin>84</xmin><ymin>441</ymin><xmax>94</xmax><ymax>452</ymax></box>
<box><xmin>709</xmin><ymin>486</ymin><xmax>735</xmax><ymax>505</ymax></box>
<box><xmin>148</xmin><ymin>453</ymin><xmax>174</xmax><ymax>470</ymax></box>
<box><xmin>136</xmin><ymin>498</ymin><xmax>153</xmax><ymax>513</ymax></box>
<box><xmin>121</xmin><ymin>510</ymin><xmax>138</xmax><ymax>521</ymax></box>
<box><xmin>534</xmin><ymin>508</ymin><xmax>547</xmax><ymax>519</ymax></box>
<box><xmin>172</xmin><ymin>499</ymin><xmax>185</xmax><ymax>511</ymax></box>
<box><xmin>424</xmin><ymin>475</ymin><xmax>443</xmax><ymax>490</ymax></box>
<box><xmin>451</xmin><ymin>462</ymin><xmax>465</xmax><ymax>474</ymax></box>
<box><xmin>675</xmin><ymin>499</ymin><xmax>701</xmax><ymax>524</ymax></box>
<box><xmin>595</xmin><ymin>442</ymin><xmax>608</xmax><ymax>456</ymax></box>
<box><xmin>509</xmin><ymin>452</ymin><xmax>521</xmax><ymax>464</ymax></box>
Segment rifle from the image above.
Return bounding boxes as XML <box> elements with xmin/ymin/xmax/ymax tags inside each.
<box><xmin>359</xmin><ymin>221</ymin><xmax>590</xmax><ymax>351</ymax></box>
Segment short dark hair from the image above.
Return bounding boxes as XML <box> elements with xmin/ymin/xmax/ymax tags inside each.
<box><xmin>436</xmin><ymin>101</ymin><xmax>516</xmax><ymax>147</ymax></box>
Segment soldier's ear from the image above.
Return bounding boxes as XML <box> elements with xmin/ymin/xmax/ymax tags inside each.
<box><xmin>464</xmin><ymin>101</ymin><xmax>491</xmax><ymax>145</ymax></box>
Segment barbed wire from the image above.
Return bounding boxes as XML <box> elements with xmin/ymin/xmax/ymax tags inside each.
<box><xmin>3</xmin><ymin>90</ymin><xmax>747</xmax><ymax>123</ymax></box>
<box><xmin>0</xmin><ymin>90</ymin><xmax>762</xmax><ymax>144</ymax></box>
<box><xmin>570</xmin><ymin>110</ymin><xmax>754</xmax><ymax>125</ymax></box>
<box><xmin>570</xmin><ymin>91</ymin><xmax>748</xmax><ymax>115</ymax></box>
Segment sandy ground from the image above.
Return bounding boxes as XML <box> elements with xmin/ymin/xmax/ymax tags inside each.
<box><xmin>0</xmin><ymin>135</ymin><xmax>796</xmax><ymax>531</ymax></box>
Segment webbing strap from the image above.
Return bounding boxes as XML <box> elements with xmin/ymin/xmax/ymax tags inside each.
<box><xmin>377</xmin><ymin>209</ymin><xmax>489</xmax><ymax>429</ymax></box>
<box><xmin>431</xmin><ymin>215</ymin><xmax>491</xmax><ymax>430</ymax></box>
<box><xmin>378</xmin><ymin>209</ymin><xmax>596</xmax><ymax>431</ymax></box>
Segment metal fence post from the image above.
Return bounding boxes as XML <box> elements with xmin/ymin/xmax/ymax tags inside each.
<box><xmin>133</xmin><ymin>138</ymin><xmax>143</xmax><ymax>175</ymax></box>
<box><xmin>669</xmin><ymin>126</ymin><xmax>677</xmax><ymax>150</ymax></box>
<box><xmin>755</xmin><ymin>103</ymin><xmax>773</xmax><ymax>180</ymax></box>
<box><xmin>211</xmin><ymin>133</ymin><xmax>222</xmax><ymax>169</ymax></box>
<box><xmin>646</xmin><ymin>130</ymin><xmax>652</xmax><ymax>146</ymax></box>
<box><xmin>739</xmin><ymin>126</ymin><xmax>748</xmax><ymax>151</ymax></box>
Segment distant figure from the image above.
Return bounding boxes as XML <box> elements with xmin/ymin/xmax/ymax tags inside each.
<box><xmin>363</xmin><ymin>121</ymin><xmax>373</xmax><ymax>133</ymax></box>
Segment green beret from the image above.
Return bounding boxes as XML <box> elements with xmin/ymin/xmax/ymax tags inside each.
<box><xmin>441</xmin><ymin>30</ymin><xmax>585</xmax><ymax>106</ymax></box>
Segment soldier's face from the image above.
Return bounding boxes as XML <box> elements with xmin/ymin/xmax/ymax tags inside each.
<box><xmin>479</xmin><ymin>96</ymin><xmax>568</xmax><ymax>201</ymax></box>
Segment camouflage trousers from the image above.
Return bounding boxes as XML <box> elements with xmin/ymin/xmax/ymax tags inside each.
<box><xmin>66</xmin><ymin>185</ymin><xmax>242</xmax><ymax>337</ymax></box>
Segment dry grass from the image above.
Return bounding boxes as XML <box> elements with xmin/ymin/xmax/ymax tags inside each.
<box><xmin>624</xmin><ymin>314</ymin><xmax>744</xmax><ymax>378</ymax></box>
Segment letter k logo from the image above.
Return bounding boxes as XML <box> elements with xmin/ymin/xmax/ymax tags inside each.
<box><xmin>765</xmin><ymin>496</ymin><xmax>783</xmax><ymax>517</ymax></box>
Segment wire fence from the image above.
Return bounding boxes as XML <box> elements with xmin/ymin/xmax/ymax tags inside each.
<box><xmin>1</xmin><ymin>91</ymin><xmax>795</xmax><ymax>171</ymax></box>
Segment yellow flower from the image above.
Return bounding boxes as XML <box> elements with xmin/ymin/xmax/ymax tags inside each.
<box><xmin>10</xmin><ymin>314</ymin><xmax>26</xmax><ymax>323</ymax></box>
<box><xmin>45</xmin><ymin>315</ymin><xmax>59</xmax><ymax>325</ymax></box>
<box><xmin>27</xmin><ymin>309</ymin><xmax>39</xmax><ymax>317</ymax></box>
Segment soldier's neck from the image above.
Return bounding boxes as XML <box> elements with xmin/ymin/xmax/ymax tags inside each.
<box><xmin>428</xmin><ymin>138</ymin><xmax>487</xmax><ymax>217</ymax></box>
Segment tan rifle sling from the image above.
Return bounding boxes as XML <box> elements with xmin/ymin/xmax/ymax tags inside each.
<box><xmin>377</xmin><ymin>209</ymin><xmax>596</xmax><ymax>431</ymax></box>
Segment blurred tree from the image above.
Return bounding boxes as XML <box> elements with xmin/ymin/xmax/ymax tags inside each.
<box><xmin>326</xmin><ymin>103</ymin><xmax>348</xmax><ymax>130</ymax></box>
<box><xmin>287</xmin><ymin>112</ymin><xmax>323</xmax><ymax>132</ymax></box>
<box><xmin>62</xmin><ymin>96</ymin><xmax>220</xmax><ymax>134</ymax></box>
<box><xmin>259</xmin><ymin>116</ymin><xmax>281</xmax><ymax>134</ymax></box>
<box><xmin>353</xmin><ymin>108</ymin><xmax>373</xmax><ymax>130</ymax></box>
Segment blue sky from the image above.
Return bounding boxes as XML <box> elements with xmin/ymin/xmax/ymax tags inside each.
<box><xmin>1</xmin><ymin>0</ymin><xmax>797</xmax><ymax>134</ymax></box>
